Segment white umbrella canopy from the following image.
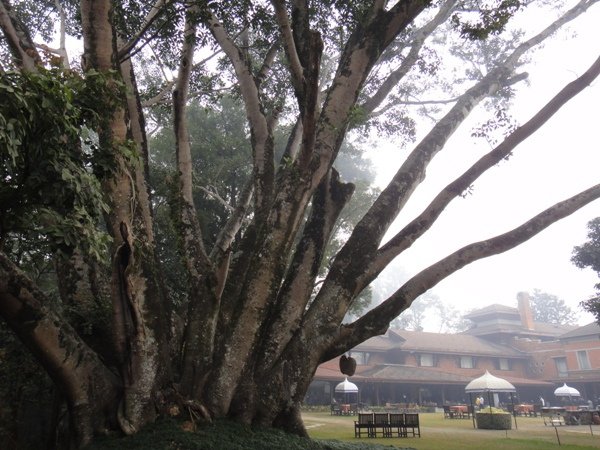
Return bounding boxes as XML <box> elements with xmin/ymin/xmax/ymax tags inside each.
<box><xmin>554</xmin><ymin>383</ymin><xmax>581</xmax><ymax>397</ymax></box>
<box><xmin>465</xmin><ymin>370</ymin><xmax>516</xmax><ymax>393</ymax></box>
<box><xmin>335</xmin><ymin>377</ymin><xmax>358</xmax><ymax>393</ymax></box>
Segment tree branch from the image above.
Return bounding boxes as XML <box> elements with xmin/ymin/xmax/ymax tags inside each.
<box><xmin>330</xmin><ymin>183</ymin><xmax>600</xmax><ymax>357</ymax></box>
<box><xmin>361</xmin><ymin>53</ymin><xmax>600</xmax><ymax>289</ymax></box>
<box><xmin>359</xmin><ymin>0</ymin><xmax>457</xmax><ymax>118</ymax></box>
<box><xmin>271</xmin><ymin>0</ymin><xmax>304</xmax><ymax>97</ymax></box>
<box><xmin>258</xmin><ymin>168</ymin><xmax>354</xmax><ymax>369</ymax></box>
<box><xmin>117</xmin><ymin>0</ymin><xmax>173</xmax><ymax>61</ymax></box>
<box><xmin>308</xmin><ymin>0</ymin><xmax>596</xmax><ymax>330</ymax></box>
<box><xmin>0</xmin><ymin>252</ymin><xmax>119</xmax><ymax>446</ymax></box>
<box><xmin>206</xmin><ymin>9</ymin><xmax>273</xmax><ymax>219</ymax></box>
<box><xmin>0</xmin><ymin>0</ymin><xmax>42</xmax><ymax>70</ymax></box>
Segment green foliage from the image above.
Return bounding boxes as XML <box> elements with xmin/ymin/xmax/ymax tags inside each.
<box><xmin>452</xmin><ymin>1</ymin><xmax>523</xmax><ymax>40</ymax></box>
<box><xmin>86</xmin><ymin>417</ymin><xmax>408</xmax><ymax>450</ymax></box>
<box><xmin>0</xmin><ymin>68</ymin><xmax>120</xmax><ymax>259</ymax></box>
<box><xmin>475</xmin><ymin>411</ymin><xmax>512</xmax><ymax>429</ymax></box>
<box><xmin>572</xmin><ymin>217</ymin><xmax>600</xmax><ymax>322</ymax></box>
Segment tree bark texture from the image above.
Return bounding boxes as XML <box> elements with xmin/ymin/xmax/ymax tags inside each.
<box><xmin>1</xmin><ymin>1</ymin><xmax>600</xmax><ymax>447</ymax></box>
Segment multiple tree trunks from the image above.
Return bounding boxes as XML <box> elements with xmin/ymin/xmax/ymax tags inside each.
<box><xmin>1</xmin><ymin>1</ymin><xmax>600</xmax><ymax>449</ymax></box>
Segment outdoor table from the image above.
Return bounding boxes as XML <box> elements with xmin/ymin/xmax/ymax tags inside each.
<box><xmin>450</xmin><ymin>405</ymin><xmax>468</xmax><ymax>418</ymax></box>
<box><xmin>516</xmin><ymin>404</ymin><xmax>534</xmax><ymax>415</ymax></box>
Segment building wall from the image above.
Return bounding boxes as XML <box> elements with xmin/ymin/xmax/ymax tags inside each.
<box><xmin>398</xmin><ymin>350</ymin><xmax>529</xmax><ymax>380</ymax></box>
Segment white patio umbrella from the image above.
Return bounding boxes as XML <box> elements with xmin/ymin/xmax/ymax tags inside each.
<box><xmin>465</xmin><ymin>370</ymin><xmax>517</xmax><ymax>429</ymax></box>
<box><xmin>334</xmin><ymin>377</ymin><xmax>359</xmax><ymax>406</ymax></box>
<box><xmin>554</xmin><ymin>383</ymin><xmax>581</xmax><ymax>406</ymax></box>
<box><xmin>554</xmin><ymin>383</ymin><xmax>580</xmax><ymax>398</ymax></box>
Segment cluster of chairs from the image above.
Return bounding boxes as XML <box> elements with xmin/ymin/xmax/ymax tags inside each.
<box><xmin>354</xmin><ymin>412</ymin><xmax>420</xmax><ymax>438</ymax></box>
<box><xmin>443</xmin><ymin>405</ymin><xmax>474</xmax><ymax>419</ymax></box>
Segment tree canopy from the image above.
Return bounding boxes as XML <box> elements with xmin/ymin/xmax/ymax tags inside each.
<box><xmin>572</xmin><ymin>217</ymin><xmax>600</xmax><ymax>321</ymax></box>
<box><xmin>529</xmin><ymin>288</ymin><xmax>577</xmax><ymax>325</ymax></box>
<box><xmin>1</xmin><ymin>1</ymin><xmax>600</xmax><ymax>448</ymax></box>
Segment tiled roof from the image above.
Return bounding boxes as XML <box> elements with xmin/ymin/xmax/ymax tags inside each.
<box><xmin>314</xmin><ymin>363</ymin><xmax>553</xmax><ymax>387</ymax></box>
<box><xmin>353</xmin><ymin>334</ymin><xmax>397</xmax><ymax>351</ymax></box>
<box><xmin>356</xmin><ymin>365</ymin><xmax>472</xmax><ymax>384</ymax></box>
<box><xmin>559</xmin><ymin>322</ymin><xmax>600</xmax><ymax>339</ymax></box>
<box><xmin>463</xmin><ymin>321</ymin><xmax>574</xmax><ymax>338</ymax></box>
<box><xmin>354</xmin><ymin>329</ymin><xmax>526</xmax><ymax>358</ymax></box>
<box><xmin>464</xmin><ymin>304</ymin><xmax>519</xmax><ymax>318</ymax></box>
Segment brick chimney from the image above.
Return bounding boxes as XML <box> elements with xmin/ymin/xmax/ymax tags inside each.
<box><xmin>517</xmin><ymin>292</ymin><xmax>534</xmax><ymax>330</ymax></box>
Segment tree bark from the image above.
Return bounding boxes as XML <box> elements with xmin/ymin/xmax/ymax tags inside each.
<box><xmin>80</xmin><ymin>0</ymin><xmax>168</xmax><ymax>434</ymax></box>
<box><xmin>0</xmin><ymin>253</ymin><xmax>120</xmax><ymax>448</ymax></box>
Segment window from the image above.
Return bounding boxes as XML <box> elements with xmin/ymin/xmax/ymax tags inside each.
<box><xmin>497</xmin><ymin>358</ymin><xmax>511</xmax><ymax>371</ymax></box>
<box><xmin>419</xmin><ymin>354</ymin><xmax>434</xmax><ymax>367</ymax></box>
<box><xmin>577</xmin><ymin>351</ymin><xmax>591</xmax><ymax>370</ymax></box>
<box><xmin>459</xmin><ymin>356</ymin><xmax>474</xmax><ymax>369</ymax></box>
<box><xmin>555</xmin><ymin>357</ymin><xmax>568</xmax><ymax>377</ymax></box>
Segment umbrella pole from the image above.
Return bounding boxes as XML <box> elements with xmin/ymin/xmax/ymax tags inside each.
<box><xmin>488</xmin><ymin>391</ymin><xmax>493</xmax><ymax>428</ymax></box>
<box><xmin>470</xmin><ymin>393</ymin><xmax>476</xmax><ymax>429</ymax></box>
<box><xmin>511</xmin><ymin>392</ymin><xmax>518</xmax><ymax>430</ymax></box>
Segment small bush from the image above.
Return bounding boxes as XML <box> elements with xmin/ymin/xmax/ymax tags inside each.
<box><xmin>475</xmin><ymin>411</ymin><xmax>512</xmax><ymax>430</ymax></box>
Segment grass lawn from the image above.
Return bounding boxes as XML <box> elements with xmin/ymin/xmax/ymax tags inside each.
<box><xmin>304</xmin><ymin>411</ymin><xmax>600</xmax><ymax>450</ymax></box>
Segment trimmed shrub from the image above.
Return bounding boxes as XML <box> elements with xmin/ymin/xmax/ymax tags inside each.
<box><xmin>475</xmin><ymin>411</ymin><xmax>512</xmax><ymax>430</ymax></box>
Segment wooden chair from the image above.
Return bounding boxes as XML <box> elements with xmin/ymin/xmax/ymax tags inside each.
<box><xmin>374</xmin><ymin>412</ymin><xmax>391</xmax><ymax>437</ymax></box>
<box><xmin>389</xmin><ymin>413</ymin><xmax>407</xmax><ymax>437</ymax></box>
<box><xmin>404</xmin><ymin>413</ymin><xmax>421</xmax><ymax>437</ymax></box>
<box><xmin>443</xmin><ymin>405</ymin><xmax>453</xmax><ymax>419</ymax></box>
<box><xmin>354</xmin><ymin>413</ymin><xmax>374</xmax><ymax>438</ymax></box>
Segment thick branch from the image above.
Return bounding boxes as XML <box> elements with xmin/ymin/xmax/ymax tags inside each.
<box><xmin>206</xmin><ymin>9</ymin><xmax>274</xmax><ymax>219</ymax></box>
<box><xmin>362</xmin><ymin>53</ymin><xmax>600</xmax><ymax>287</ymax></box>
<box><xmin>308</xmin><ymin>0</ymin><xmax>595</xmax><ymax>328</ymax></box>
<box><xmin>258</xmin><ymin>169</ymin><xmax>354</xmax><ymax>369</ymax></box>
<box><xmin>359</xmin><ymin>0</ymin><xmax>457</xmax><ymax>117</ymax></box>
<box><xmin>271</xmin><ymin>0</ymin><xmax>304</xmax><ymax>97</ymax></box>
<box><xmin>0</xmin><ymin>0</ymin><xmax>42</xmax><ymax>70</ymax></box>
<box><xmin>308</xmin><ymin>0</ymin><xmax>429</xmax><ymax>188</ymax></box>
<box><xmin>330</xmin><ymin>184</ymin><xmax>600</xmax><ymax>356</ymax></box>
<box><xmin>0</xmin><ymin>252</ymin><xmax>119</xmax><ymax>447</ymax></box>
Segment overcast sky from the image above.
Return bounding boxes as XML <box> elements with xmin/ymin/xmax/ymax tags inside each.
<box><xmin>368</xmin><ymin>2</ymin><xmax>600</xmax><ymax>326</ymax></box>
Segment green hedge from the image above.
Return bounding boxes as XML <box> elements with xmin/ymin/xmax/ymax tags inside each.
<box><xmin>475</xmin><ymin>412</ymin><xmax>512</xmax><ymax>430</ymax></box>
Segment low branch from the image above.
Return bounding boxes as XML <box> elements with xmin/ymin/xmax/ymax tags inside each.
<box><xmin>331</xmin><ymin>183</ymin><xmax>600</xmax><ymax>356</ymax></box>
<box><xmin>0</xmin><ymin>252</ymin><xmax>119</xmax><ymax>446</ymax></box>
<box><xmin>258</xmin><ymin>168</ymin><xmax>354</xmax><ymax>369</ymax></box>
<box><xmin>362</xmin><ymin>53</ymin><xmax>600</xmax><ymax>287</ymax></box>
<box><xmin>310</xmin><ymin>1</ymin><xmax>595</xmax><ymax>329</ymax></box>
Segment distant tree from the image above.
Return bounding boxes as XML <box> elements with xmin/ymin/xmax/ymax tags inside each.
<box><xmin>572</xmin><ymin>217</ymin><xmax>600</xmax><ymax>322</ymax></box>
<box><xmin>392</xmin><ymin>292</ymin><xmax>467</xmax><ymax>332</ymax></box>
<box><xmin>2</xmin><ymin>1</ymin><xmax>600</xmax><ymax>448</ymax></box>
<box><xmin>529</xmin><ymin>289</ymin><xmax>577</xmax><ymax>325</ymax></box>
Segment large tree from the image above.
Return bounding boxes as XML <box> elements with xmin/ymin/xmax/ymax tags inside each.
<box><xmin>1</xmin><ymin>0</ymin><xmax>600</xmax><ymax>447</ymax></box>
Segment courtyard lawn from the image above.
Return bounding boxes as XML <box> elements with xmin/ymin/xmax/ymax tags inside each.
<box><xmin>304</xmin><ymin>412</ymin><xmax>600</xmax><ymax>450</ymax></box>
